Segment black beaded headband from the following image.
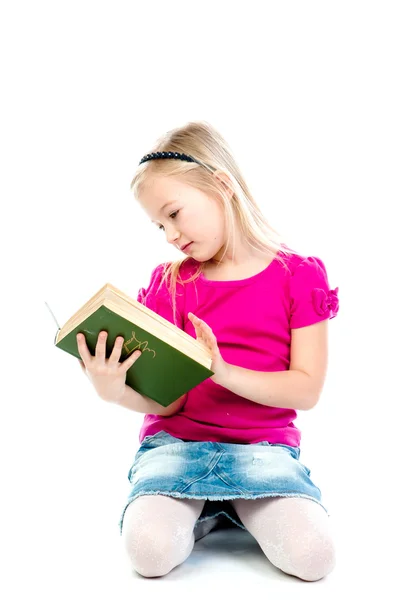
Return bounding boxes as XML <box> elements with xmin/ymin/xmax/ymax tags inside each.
<box><xmin>139</xmin><ymin>151</ymin><xmax>214</xmax><ymax>171</ymax></box>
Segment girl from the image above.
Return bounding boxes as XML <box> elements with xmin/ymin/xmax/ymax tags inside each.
<box><xmin>77</xmin><ymin>121</ymin><xmax>339</xmax><ymax>581</ymax></box>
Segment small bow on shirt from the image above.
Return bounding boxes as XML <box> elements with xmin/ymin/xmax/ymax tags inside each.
<box><xmin>312</xmin><ymin>287</ymin><xmax>339</xmax><ymax>317</ymax></box>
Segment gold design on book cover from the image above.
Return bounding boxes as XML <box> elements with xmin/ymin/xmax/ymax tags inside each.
<box><xmin>123</xmin><ymin>330</ymin><xmax>156</xmax><ymax>358</ymax></box>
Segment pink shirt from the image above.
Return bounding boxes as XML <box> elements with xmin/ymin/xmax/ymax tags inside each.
<box><xmin>136</xmin><ymin>249</ymin><xmax>339</xmax><ymax>447</ymax></box>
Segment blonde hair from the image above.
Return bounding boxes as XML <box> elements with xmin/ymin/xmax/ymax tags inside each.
<box><xmin>130</xmin><ymin>120</ymin><xmax>297</xmax><ymax>326</ymax></box>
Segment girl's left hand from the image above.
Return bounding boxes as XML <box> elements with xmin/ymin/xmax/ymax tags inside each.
<box><xmin>188</xmin><ymin>312</ymin><xmax>230</xmax><ymax>385</ymax></box>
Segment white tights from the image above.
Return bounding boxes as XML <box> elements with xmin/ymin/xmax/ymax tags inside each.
<box><xmin>121</xmin><ymin>495</ymin><xmax>336</xmax><ymax>581</ymax></box>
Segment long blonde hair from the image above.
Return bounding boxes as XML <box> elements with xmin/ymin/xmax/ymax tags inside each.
<box><xmin>130</xmin><ymin>120</ymin><xmax>296</xmax><ymax>326</ymax></box>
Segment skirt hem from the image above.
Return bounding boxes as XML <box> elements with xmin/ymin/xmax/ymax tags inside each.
<box><xmin>118</xmin><ymin>489</ymin><xmax>328</xmax><ymax>536</ymax></box>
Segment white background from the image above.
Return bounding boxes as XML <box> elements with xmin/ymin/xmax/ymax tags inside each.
<box><xmin>1</xmin><ymin>1</ymin><xmax>399</xmax><ymax>597</ymax></box>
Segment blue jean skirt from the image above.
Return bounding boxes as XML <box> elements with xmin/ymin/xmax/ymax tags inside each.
<box><xmin>118</xmin><ymin>430</ymin><xmax>328</xmax><ymax>537</ymax></box>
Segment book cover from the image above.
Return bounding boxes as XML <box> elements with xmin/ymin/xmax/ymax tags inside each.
<box><xmin>52</xmin><ymin>300</ymin><xmax>214</xmax><ymax>407</ymax></box>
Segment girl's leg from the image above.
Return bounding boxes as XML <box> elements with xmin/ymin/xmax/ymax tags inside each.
<box><xmin>230</xmin><ymin>496</ymin><xmax>336</xmax><ymax>581</ymax></box>
<box><xmin>121</xmin><ymin>495</ymin><xmax>205</xmax><ymax>578</ymax></box>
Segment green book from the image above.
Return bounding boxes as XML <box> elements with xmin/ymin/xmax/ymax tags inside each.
<box><xmin>48</xmin><ymin>282</ymin><xmax>214</xmax><ymax>407</ymax></box>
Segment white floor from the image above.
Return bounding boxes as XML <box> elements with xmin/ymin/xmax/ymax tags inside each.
<box><xmin>9</xmin><ymin>503</ymin><xmax>392</xmax><ymax>600</ymax></box>
<box><xmin>105</xmin><ymin>516</ymin><xmax>392</xmax><ymax>597</ymax></box>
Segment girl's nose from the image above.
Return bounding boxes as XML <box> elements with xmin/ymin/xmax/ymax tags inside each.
<box><xmin>166</xmin><ymin>229</ymin><xmax>180</xmax><ymax>245</ymax></box>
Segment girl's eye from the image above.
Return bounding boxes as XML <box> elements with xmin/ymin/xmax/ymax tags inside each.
<box><xmin>157</xmin><ymin>210</ymin><xmax>179</xmax><ymax>231</ymax></box>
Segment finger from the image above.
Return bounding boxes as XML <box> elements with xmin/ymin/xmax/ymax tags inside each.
<box><xmin>200</xmin><ymin>321</ymin><xmax>214</xmax><ymax>340</ymax></box>
<box><xmin>194</xmin><ymin>316</ymin><xmax>210</xmax><ymax>334</ymax></box>
<box><xmin>194</xmin><ymin>326</ymin><xmax>204</xmax><ymax>342</ymax></box>
<box><xmin>120</xmin><ymin>349</ymin><xmax>142</xmax><ymax>373</ymax></box>
<box><xmin>201</xmin><ymin>321</ymin><xmax>212</xmax><ymax>334</ymax></box>
<box><xmin>189</xmin><ymin>312</ymin><xmax>202</xmax><ymax>326</ymax></box>
<box><xmin>200</xmin><ymin>327</ymin><xmax>214</xmax><ymax>349</ymax></box>
<box><xmin>76</xmin><ymin>333</ymin><xmax>92</xmax><ymax>364</ymax></box>
<box><xmin>109</xmin><ymin>335</ymin><xmax>125</xmax><ymax>363</ymax></box>
<box><xmin>192</xmin><ymin>321</ymin><xmax>201</xmax><ymax>334</ymax></box>
<box><xmin>190</xmin><ymin>315</ymin><xmax>203</xmax><ymax>329</ymax></box>
<box><xmin>190</xmin><ymin>315</ymin><xmax>207</xmax><ymax>343</ymax></box>
<box><xmin>198</xmin><ymin>322</ymin><xmax>209</xmax><ymax>341</ymax></box>
<box><xmin>206</xmin><ymin>328</ymin><xmax>215</xmax><ymax>342</ymax></box>
<box><xmin>95</xmin><ymin>330</ymin><xmax>108</xmax><ymax>362</ymax></box>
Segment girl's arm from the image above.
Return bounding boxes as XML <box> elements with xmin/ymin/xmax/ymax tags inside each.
<box><xmin>218</xmin><ymin>320</ymin><xmax>329</xmax><ymax>411</ymax></box>
<box><xmin>113</xmin><ymin>386</ymin><xmax>187</xmax><ymax>416</ymax></box>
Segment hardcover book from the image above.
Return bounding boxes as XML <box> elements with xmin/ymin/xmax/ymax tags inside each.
<box><xmin>48</xmin><ymin>283</ymin><xmax>214</xmax><ymax>407</ymax></box>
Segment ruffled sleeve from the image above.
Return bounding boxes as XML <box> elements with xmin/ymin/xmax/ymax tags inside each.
<box><xmin>289</xmin><ymin>256</ymin><xmax>339</xmax><ymax>329</ymax></box>
<box><xmin>137</xmin><ymin>262</ymin><xmax>184</xmax><ymax>329</ymax></box>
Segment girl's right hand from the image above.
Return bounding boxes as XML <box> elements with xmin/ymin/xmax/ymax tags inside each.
<box><xmin>76</xmin><ymin>331</ymin><xmax>142</xmax><ymax>403</ymax></box>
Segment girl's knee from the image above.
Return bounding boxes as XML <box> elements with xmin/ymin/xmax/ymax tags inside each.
<box><xmin>281</xmin><ymin>534</ymin><xmax>336</xmax><ymax>581</ymax></box>
<box><xmin>128</xmin><ymin>533</ymin><xmax>195</xmax><ymax>578</ymax></box>
<box><xmin>121</xmin><ymin>497</ymin><xmax>196</xmax><ymax>577</ymax></box>
<box><xmin>124</xmin><ymin>526</ymin><xmax>195</xmax><ymax>578</ymax></box>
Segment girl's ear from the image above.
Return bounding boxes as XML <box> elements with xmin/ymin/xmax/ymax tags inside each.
<box><xmin>213</xmin><ymin>170</ymin><xmax>234</xmax><ymax>198</ymax></box>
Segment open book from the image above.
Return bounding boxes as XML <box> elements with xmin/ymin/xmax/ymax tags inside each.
<box><xmin>49</xmin><ymin>283</ymin><xmax>214</xmax><ymax>407</ymax></box>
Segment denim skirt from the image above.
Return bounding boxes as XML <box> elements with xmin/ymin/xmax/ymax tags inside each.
<box><xmin>118</xmin><ymin>430</ymin><xmax>328</xmax><ymax>538</ymax></box>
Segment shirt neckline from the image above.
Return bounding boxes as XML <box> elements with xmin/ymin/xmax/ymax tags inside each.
<box><xmin>197</xmin><ymin>250</ymin><xmax>283</xmax><ymax>287</ymax></box>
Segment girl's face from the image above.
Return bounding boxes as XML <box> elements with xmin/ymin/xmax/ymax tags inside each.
<box><xmin>138</xmin><ymin>175</ymin><xmax>227</xmax><ymax>262</ymax></box>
